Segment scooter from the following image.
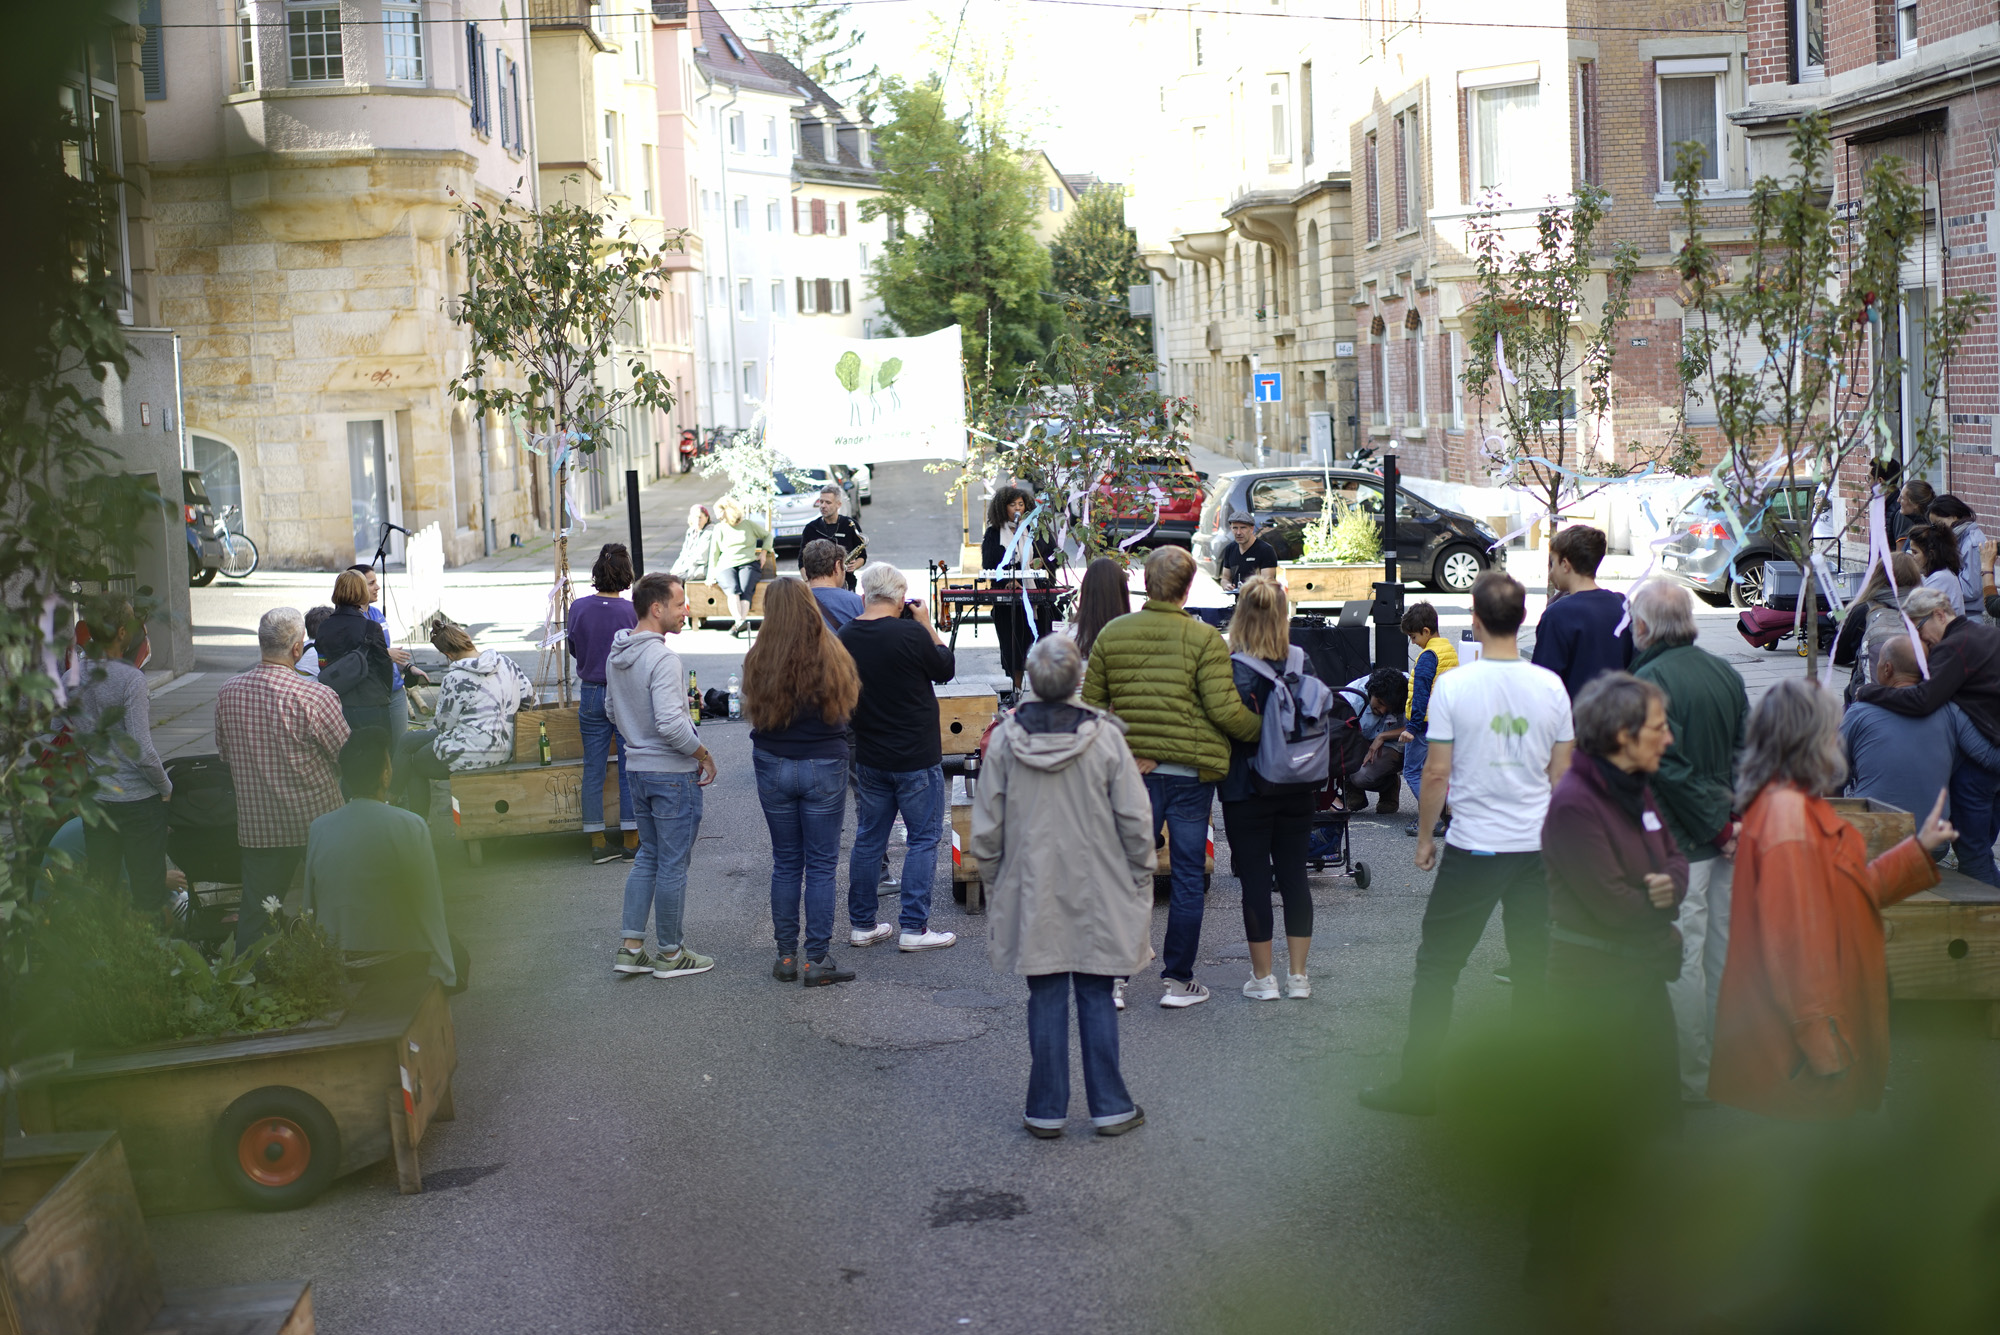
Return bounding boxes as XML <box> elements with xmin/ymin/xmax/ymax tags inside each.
<box><xmin>678</xmin><ymin>427</ymin><xmax>698</xmax><ymax>473</ymax></box>
<box><xmin>186</xmin><ymin>503</ymin><xmax>259</xmax><ymax>586</ymax></box>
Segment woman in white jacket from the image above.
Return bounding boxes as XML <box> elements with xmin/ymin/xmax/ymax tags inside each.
<box><xmin>970</xmin><ymin>634</ymin><xmax>1156</xmax><ymax>1139</ymax></box>
<box><xmin>393</xmin><ymin>617</ymin><xmax>535</xmax><ymax>813</ymax></box>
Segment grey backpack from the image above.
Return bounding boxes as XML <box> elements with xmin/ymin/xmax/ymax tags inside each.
<box><xmin>1231</xmin><ymin>646</ymin><xmax>1333</xmax><ymax>793</ymax></box>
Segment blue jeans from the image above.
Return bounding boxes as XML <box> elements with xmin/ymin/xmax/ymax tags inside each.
<box><xmin>622</xmin><ymin>769</ymin><xmax>703</xmax><ymax>952</ymax></box>
<box><xmin>1950</xmin><ymin>762</ymin><xmax>2000</xmax><ymax>886</ymax></box>
<box><xmin>1402</xmin><ymin>732</ymin><xmax>1430</xmax><ymax>809</ymax></box>
<box><xmin>1025</xmin><ymin>973</ymin><xmax>1136</xmax><ymax>1128</ymax></box>
<box><xmin>578</xmin><ymin>683</ymin><xmax>635</xmax><ymax>833</ymax></box>
<box><xmin>849</xmin><ymin>763</ymin><xmax>945</xmax><ymax>934</ymax></box>
<box><xmin>754</xmin><ymin>751</ymin><xmax>848</xmax><ymax>961</ymax></box>
<box><xmin>1147</xmin><ymin>772</ymin><xmax>1214</xmax><ymax>983</ymax></box>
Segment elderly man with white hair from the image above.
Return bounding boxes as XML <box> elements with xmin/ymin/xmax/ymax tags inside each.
<box><xmin>837</xmin><ymin>562</ymin><xmax>959</xmax><ymax>951</ymax></box>
<box><xmin>972</xmin><ymin>634</ymin><xmax>1155</xmax><ymax>1137</ymax></box>
<box><xmin>214</xmin><ymin>606</ymin><xmax>352</xmax><ymax>949</ymax></box>
<box><xmin>1627</xmin><ymin>578</ymin><xmax>1749</xmax><ymax>1103</ymax></box>
<box><xmin>1856</xmin><ymin>583</ymin><xmax>2000</xmax><ymax>885</ymax></box>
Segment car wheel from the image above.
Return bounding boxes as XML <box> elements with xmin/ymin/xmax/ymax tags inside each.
<box><xmin>212</xmin><ymin>1086</ymin><xmax>342</xmax><ymax>1211</ymax></box>
<box><xmin>1430</xmin><ymin>545</ymin><xmax>1485</xmax><ymax>593</ymax></box>
<box><xmin>1729</xmin><ymin>556</ymin><xmax>1768</xmax><ymax>609</ymax></box>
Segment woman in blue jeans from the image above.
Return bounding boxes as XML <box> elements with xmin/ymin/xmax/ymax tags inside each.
<box><xmin>744</xmin><ymin>578</ymin><xmax>863</xmax><ymax>986</ymax></box>
<box><xmin>569</xmin><ymin>544</ymin><xmax>639</xmax><ymax>864</ymax></box>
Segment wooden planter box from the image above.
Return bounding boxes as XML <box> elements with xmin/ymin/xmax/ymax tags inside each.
<box><xmin>1277</xmin><ymin>562</ymin><xmax>1384</xmax><ymax>605</ymax></box>
<box><xmin>0</xmin><ymin>1131</ymin><xmax>313</xmax><ymax>1333</ymax></box>
<box><xmin>938</xmin><ymin>685</ymin><xmax>998</xmax><ymax>757</ymax></box>
<box><xmin>949</xmin><ymin>803</ymin><xmax>1212</xmax><ymax>916</ymax></box>
<box><xmin>683</xmin><ymin>580</ymin><xmax>767</xmax><ymax>626</ymax></box>
<box><xmin>17</xmin><ymin>968</ymin><xmax>456</xmax><ymax>1215</ymax></box>
<box><xmin>449</xmin><ymin>758</ymin><xmax>621</xmax><ymax>863</ymax></box>
<box><xmin>1828</xmin><ymin>796</ymin><xmax>1914</xmax><ymax>860</ymax></box>
<box><xmin>511</xmin><ymin>702</ymin><xmax>583</xmax><ymax>764</ymax></box>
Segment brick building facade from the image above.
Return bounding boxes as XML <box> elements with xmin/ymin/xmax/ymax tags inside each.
<box><xmin>1738</xmin><ymin>0</ymin><xmax>2000</xmax><ymax>519</ymax></box>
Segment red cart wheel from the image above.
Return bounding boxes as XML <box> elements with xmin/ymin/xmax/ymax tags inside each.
<box><xmin>212</xmin><ymin>1086</ymin><xmax>342</xmax><ymax>1210</ymax></box>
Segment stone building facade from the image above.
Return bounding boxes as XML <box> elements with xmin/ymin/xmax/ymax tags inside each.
<box><xmin>148</xmin><ymin>0</ymin><xmax>541</xmax><ymax>569</ymax></box>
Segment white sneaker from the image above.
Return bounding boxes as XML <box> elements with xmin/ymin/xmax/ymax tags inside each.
<box><xmin>1242</xmin><ymin>973</ymin><xmax>1280</xmax><ymax>1001</ymax></box>
<box><xmin>1159</xmin><ymin>979</ymin><xmax>1210</xmax><ymax>1009</ymax></box>
<box><xmin>1286</xmin><ymin>973</ymin><xmax>1312</xmax><ymax>1000</ymax></box>
<box><xmin>848</xmin><ymin>923</ymin><xmax>895</xmax><ymax>948</ymax></box>
<box><xmin>1113</xmin><ymin>979</ymin><xmax>1127</xmax><ymax>1011</ymax></box>
<box><xmin>898</xmin><ymin>928</ymin><xmax>957</xmax><ymax>952</ymax></box>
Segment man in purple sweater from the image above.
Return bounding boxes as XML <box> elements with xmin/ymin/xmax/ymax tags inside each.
<box><xmin>569</xmin><ymin>543</ymin><xmax>640</xmax><ymax>863</ymax></box>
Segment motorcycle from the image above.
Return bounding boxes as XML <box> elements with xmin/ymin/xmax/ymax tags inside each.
<box><xmin>186</xmin><ymin>502</ymin><xmax>259</xmax><ymax>586</ymax></box>
<box><xmin>678</xmin><ymin>427</ymin><xmax>698</xmax><ymax>473</ymax></box>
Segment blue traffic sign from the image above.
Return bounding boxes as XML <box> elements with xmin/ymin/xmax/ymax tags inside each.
<box><xmin>1253</xmin><ymin>371</ymin><xmax>1282</xmax><ymax>403</ymax></box>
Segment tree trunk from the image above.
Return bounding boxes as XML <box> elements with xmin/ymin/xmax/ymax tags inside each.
<box><xmin>1802</xmin><ymin>545</ymin><xmax>1820</xmax><ymax>685</ymax></box>
<box><xmin>554</xmin><ymin>460</ymin><xmax>572</xmax><ymax>707</ymax></box>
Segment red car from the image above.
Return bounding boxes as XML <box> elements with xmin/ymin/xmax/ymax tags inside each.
<box><xmin>1088</xmin><ymin>455</ymin><xmax>1205</xmax><ymax>549</ymax></box>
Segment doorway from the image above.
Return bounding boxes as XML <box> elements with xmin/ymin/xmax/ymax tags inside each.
<box><xmin>347</xmin><ymin>419</ymin><xmax>402</xmax><ymax>562</ymax></box>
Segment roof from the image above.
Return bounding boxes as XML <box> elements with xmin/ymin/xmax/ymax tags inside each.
<box><xmin>753</xmin><ymin>47</ymin><xmax>880</xmax><ymax>184</ymax></box>
<box><xmin>690</xmin><ymin>0</ymin><xmax>797</xmax><ymax>96</ymax></box>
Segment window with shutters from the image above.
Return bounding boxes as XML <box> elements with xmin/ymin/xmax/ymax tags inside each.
<box><xmin>815</xmin><ymin>278</ymin><xmax>833</xmax><ymax>312</ymax></box>
<box><xmin>792</xmin><ymin>197</ymin><xmax>802</xmax><ymax>233</ymax></box>
<box><xmin>509</xmin><ymin>59</ymin><xmax>524</xmax><ymax>152</ymax></box>
<box><xmin>836</xmin><ymin>201</ymin><xmax>847</xmax><ymax>235</ymax></box>
<box><xmin>464</xmin><ymin>25</ymin><xmax>486</xmax><ymax>131</ymax></box>
<box><xmin>833</xmin><ymin>280</ymin><xmax>850</xmax><ymax>314</ymax></box>
<box><xmin>810</xmin><ymin>198</ymin><xmax>827</xmax><ymax>234</ymax></box>
<box><xmin>797</xmin><ymin>278</ymin><xmax>817</xmax><ymax>314</ymax></box>
<box><xmin>139</xmin><ymin>0</ymin><xmax>165</xmax><ymax>99</ymax></box>
<box><xmin>289</xmin><ymin>5</ymin><xmax>344</xmax><ymax>83</ymax></box>
<box><xmin>495</xmin><ymin>56</ymin><xmax>511</xmax><ymax>145</ymax></box>
<box><xmin>384</xmin><ymin>4</ymin><xmax>424</xmax><ymax>83</ymax></box>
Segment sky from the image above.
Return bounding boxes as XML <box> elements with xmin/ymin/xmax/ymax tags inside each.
<box><xmin>732</xmin><ymin>0</ymin><xmax>1144</xmax><ymax>183</ymax></box>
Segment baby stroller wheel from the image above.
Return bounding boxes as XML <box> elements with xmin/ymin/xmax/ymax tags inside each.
<box><xmin>1352</xmin><ymin>861</ymin><xmax>1371</xmax><ymax>890</ymax></box>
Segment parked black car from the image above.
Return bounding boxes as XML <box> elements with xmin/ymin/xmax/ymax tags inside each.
<box><xmin>1655</xmin><ymin>483</ymin><xmax>1817</xmax><ymax>608</ymax></box>
<box><xmin>1195</xmin><ymin>467</ymin><xmax>1502</xmax><ymax>593</ymax></box>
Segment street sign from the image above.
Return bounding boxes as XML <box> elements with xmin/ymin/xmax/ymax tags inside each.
<box><xmin>1253</xmin><ymin>371</ymin><xmax>1282</xmax><ymax>403</ymax></box>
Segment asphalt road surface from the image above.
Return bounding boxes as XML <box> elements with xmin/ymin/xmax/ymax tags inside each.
<box><xmin>146</xmin><ymin>461</ymin><xmax>2000</xmax><ymax>1333</ymax></box>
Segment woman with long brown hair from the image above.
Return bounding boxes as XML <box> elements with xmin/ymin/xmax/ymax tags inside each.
<box><xmin>1068</xmin><ymin>557</ymin><xmax>1130</xmax><ymax>658</ymax></box>
<box><xmin>744</xmin><ymin>577</ymin><xmax>863</xmax><ymax>986</ymax></box>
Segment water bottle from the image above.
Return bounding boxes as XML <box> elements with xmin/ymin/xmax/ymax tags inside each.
<box><xmin>688</xmin><ymin>669</ymin><xmax>700</xmax><ymax>723</ymax></box>
<box><xmin>727</xmin><ymin>671</ymin><xmax>741</xmax><ymax>720</ymax></box>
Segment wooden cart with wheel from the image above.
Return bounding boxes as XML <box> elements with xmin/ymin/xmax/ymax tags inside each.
<box><xmin>16</xmin><ymin>965</ymin><xmax>456</xmax><ymax>1214</ymax></box>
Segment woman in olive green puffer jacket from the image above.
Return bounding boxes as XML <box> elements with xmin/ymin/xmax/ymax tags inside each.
<box><xmin>1081</xmin><ymin>592</ymin><xmax>1261</xmax><ymax>782</ymax></box>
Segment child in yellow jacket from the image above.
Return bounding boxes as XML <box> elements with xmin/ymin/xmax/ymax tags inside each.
<box><xmin>1398</xmin><ymin>602</ymin><xmax>1459</xmax><ymax>837</ymax></box>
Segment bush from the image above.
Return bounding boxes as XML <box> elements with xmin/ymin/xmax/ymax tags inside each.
<box><xmin>1302</xmin><ymin>498</ymin><xmax>1382</xmax><ymax>564</ymax></box>
<box><xmin>13</xmin><ymin>880</ymin><xmax>349</xmax><ymax>1056</ymax></box>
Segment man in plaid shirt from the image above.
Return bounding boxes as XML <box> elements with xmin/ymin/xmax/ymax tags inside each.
<box><xmin>215</xmin><ymin>607</ymin><xmax>350</xmax><ymax>947</ymax></box>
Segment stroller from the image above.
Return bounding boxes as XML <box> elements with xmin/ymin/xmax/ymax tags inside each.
<box><xmin>163</xmin><ymin>753</ymin><xmax>246</xmax><ymax>945</ymax></box>
<box><xmin>1737</xmin><ymin>560</ymin><xmax>1837</xmax><ymax>655</ymax></box>
<box><xmin>1304</xmin><ymin>684</ymin><xmax>1373</xmax><ymax>888</ymax></box>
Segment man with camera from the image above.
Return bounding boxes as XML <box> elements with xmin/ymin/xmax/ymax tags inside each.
<box><xmin>838</xmin><ymin>562</ymin><xmax>958</xmax><ymax>953</ymax></box>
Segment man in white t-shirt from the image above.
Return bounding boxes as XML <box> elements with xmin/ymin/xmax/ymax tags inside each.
<box><xmin>1360</xmin><ymin>570</ymin><xmax>1574</xmax><ymax>1116</ymax></box>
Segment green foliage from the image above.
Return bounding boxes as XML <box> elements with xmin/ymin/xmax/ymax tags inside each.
<box><xmin>1672</xmin><ymin>114</ymin><xmax>1984</xmax><ymax>679</ymax></box>
<box><xmin>749</xmin><ymin>0</ymin><xmax>878</xmax><ymax>112</ymax></box>
<box><xmin>1461</xmin><ymin>184</ymin><xmax>1641</xmax><ymax>527</ymax></box>
<box><xmin>14</xmin><ymin>885</ymin><xmax>350</xmax><ymax>1056</ymax></box>
<box><xmin>0</xmin><ymin>6</ymin><xmax>169</xmax><ymax>974</ymax></box>
<box><xmin>863</xmin><ymin>76</ymin><xmax>1055</xmax><ymax>396</ymax></box>
<box><xmin>1048</xmin><ymin>186</ymin><xmax>1151</xmax><ymax>363</ymax></box>
<box><xmin>1302</xmin><ymin>497</ymin><xmax>1382</xmax><ymax>565</ymax></box>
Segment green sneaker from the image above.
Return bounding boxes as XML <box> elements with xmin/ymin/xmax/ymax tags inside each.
<box><xmin>652</xmin><ymin>946</ymin><xmax>715</xmax><ymax>980</ymax></box>
<box><xmin>613</xmin><ymin>946</ymin><xmax>653</xmax><ymax>975</ymax></box>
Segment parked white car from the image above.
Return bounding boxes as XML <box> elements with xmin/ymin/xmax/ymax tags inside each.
<box><xmin>768</xmin><ymin>466</ymin><xmax>859</xmax><ymax>552</ymax></box>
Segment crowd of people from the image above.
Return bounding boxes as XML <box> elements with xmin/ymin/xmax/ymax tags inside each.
<box><xmin>68</xmin><ymin>489</ymin><xmax>2000</xmax><ymax>1164</ymax></box>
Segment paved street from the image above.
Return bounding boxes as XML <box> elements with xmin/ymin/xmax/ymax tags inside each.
<box><xmin>141</xmin><ymin>460</ymin><xmax>1954</xmax><ymax>1333</ymax></box>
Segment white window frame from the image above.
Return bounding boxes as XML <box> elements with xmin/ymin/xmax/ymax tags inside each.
<box><xmin>602</xmin><ymin>111</ymin><xmax>622</xmax><ymax>191</ymax></box>
<box><xmin>1376</xmin><ymin>332</ymin><xmax>1392</xmax><ymax>428</ymax></box>
<box><xmin>1266</xmin><ymin>72</ymin><xmax>1292</xmax><ymax>164</ymax></box>
<box><xmin>742</xmin><ymin>361</ymin><xmax>758</xmax><ymax>396</ymax></box>
<box><xmin>1449</xmin><ymin>332</ymin><xmax>1466</xmax><ymax>432</ymax></box>
<box><xmin>1395</xmin><ymin>107</ymin><xmax>1421</xmax><ymax>232</ymax></box>
<box><xmin>627</xmin><ymin>11</ymin><xmax>646</xmax><ymax>78</ymax></box>
<box><xmin>1796</xmin><ymin>0</ymin><xmax>1826</xmax><ymax>80</ymax></box>
<box><xmin>732</xmin><ymin>196</ymin><xmax>748</xmax><ymax>230</ymax></box>
<box><xmin>1897</xmin><ymin>0</ymin><xmax>1919</xmax><ymax>57</ymax></box>
<box><xmin>1465</xmin><ymin>78</ymin><xmax>1540</xmax><ymax>197</ymax></box>
<box><xmin>1657</xmin><ymin>57</ymin><xmax>1727</xmax><ymax>188</ymax></box>
<box><xmin>736</xmin><ymin>278</ymin><xmax>752</xmax><ymax>317</ymax></box>
<box><xmin>382</xmin><ymin>3</ymin><xmax>424</xmax><ymax>83</ymax></box>
<box><xmin>770</xmin><ymin>279</ymin><xmax>784</xmax><ymax>314</ymax></box>
<box><xmin>640</xmin><ymin>145</ymin><xmax>655</xmax><ymax>213</ymax></box>
<box><xmin>762</xmin><ymin>117</ymin><xmax>777</xmax><ymax>154</ymax></box>
<box><xmin>1408</xmin><ymin>322</ymin><xmax>1428</xmax><ymax>429</ymax></box>
<box><xmin>728</xmin><ymin>112</ymin><xmax>745</xmax><ymax>151</ymax></box>
<box><xmin>237</xmin><ymin>1</ymin><xmax>258</xmax><ymax>91</ymax></box>
<box><xmin>286</xmin><ymin>3</ymin><xmax>344</xmax><ymax>84</ymax></box>
<box><xmin>766</xmin><ymin>198</ymin><xmax>780</xmax><ymax>230</ymax></box>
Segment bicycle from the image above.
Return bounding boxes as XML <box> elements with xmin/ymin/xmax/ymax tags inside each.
<box><xmin>213</xmin><ymin>504</ymin><xmax>260</xmax><ymax>579</ymax></box>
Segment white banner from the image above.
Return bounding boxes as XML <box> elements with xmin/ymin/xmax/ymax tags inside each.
<box><xmin>382</xmin><ymin>521</ymin><xmax>445</xmax><ymax>644</ymax></box>
<box><xmin>765</xmin><ymin>324</ymin><xmax>967</xmax><ymax>465</ymax></box>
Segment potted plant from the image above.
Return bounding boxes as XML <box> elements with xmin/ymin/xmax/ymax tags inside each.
<box><xmin>1278</xmin><ymin>494</ymin><xmax>1386</xmax><ymax>605</ymax></box>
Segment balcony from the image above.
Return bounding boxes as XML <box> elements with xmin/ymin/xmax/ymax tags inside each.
<box><xmin>529</xmin><ymin>0</ymin><xmax>602</xmax><ymax>35</ymax></box>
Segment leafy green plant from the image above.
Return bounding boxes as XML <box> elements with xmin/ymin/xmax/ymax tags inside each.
<box><xmin>1302</xmin><ymin>499</ymin><xmax>1381</xmax><ymax>564</ymax></box>
<box><xmin>1671</xmin><ymin>114</ymin><xmax>1984</xmax><ymax>681</ymax></box>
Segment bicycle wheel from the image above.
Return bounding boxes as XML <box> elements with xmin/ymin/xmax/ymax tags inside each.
<box><xmin>219</xmin><ymin>533</ymin><xmax>260</xmax><ymax>579</ymax></box>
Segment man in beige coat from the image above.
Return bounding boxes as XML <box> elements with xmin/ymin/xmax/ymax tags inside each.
<box><xmin>972</xmin><ymin>636</ymin><xmax>1157</xmax><ymax>1138</ymax></box>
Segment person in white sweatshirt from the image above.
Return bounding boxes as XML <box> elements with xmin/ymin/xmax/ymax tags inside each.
<box><xmin>391</xmin><ymin>618</ymin><xmax>534</xmax><ymax>814</ymax></box>
<box><xmin>604</xmin><ymin>572</ymin><xmax>718</xmax><ymax>979</ymax></box>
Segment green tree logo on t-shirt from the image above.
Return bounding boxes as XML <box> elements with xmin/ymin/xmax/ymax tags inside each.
<box><xmin>1488</xmin><ymin>711</ymin><xmax>1532</xmax><ymax>764</ymax></box>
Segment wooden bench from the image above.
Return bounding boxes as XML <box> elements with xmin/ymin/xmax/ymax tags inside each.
<box><xmin>683</xmin><ymin>579</ymin><xmax>767</xmax><ymax>626</ymax></box>
<box><xmin>1885</xmin><ymin>869</ymin><xmax>2000</xmax><ymax>1035</ymax></box>
<box><xmin>449</xmin><ymin>758</ymin><xmax>620</xmax><ymax>864</ymax></box>
<box><xmin>949</xmin><ymin>803</ymin><xmax>1210</xmax><ymax>916</ymax></box>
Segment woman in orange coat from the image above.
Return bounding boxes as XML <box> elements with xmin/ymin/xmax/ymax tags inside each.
<box><xmin>1711</xmin><ymin>678</ymin><xmax>1957</xmax><ymax>1119</ymax></box>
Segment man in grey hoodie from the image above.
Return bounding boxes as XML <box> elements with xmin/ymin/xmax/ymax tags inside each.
<box><xmin>604</xmin><ymin>572</ymin><xmax>718</xmax><ymax>978</ymax></box>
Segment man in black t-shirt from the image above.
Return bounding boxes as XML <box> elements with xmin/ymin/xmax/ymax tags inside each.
<box><xmin>799</xmin><ymin>485</ymin><xmax>865</xmax><ymax>588</ymax></box>
<box><xmin>1218</xmin><ymin>512</ymin><xmax>1279</xmax><ymax>590</ymax></box>
<box><xmin>837</xmin><ymin>562</ymin><xmax>958</xmax><ymax>954</ymax></box>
